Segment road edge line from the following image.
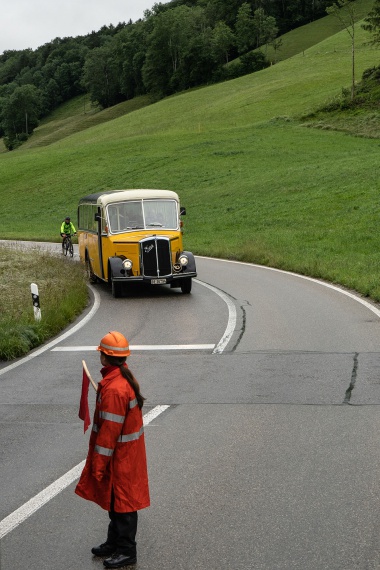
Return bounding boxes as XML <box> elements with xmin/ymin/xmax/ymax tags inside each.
<box><xmin>196</xmin><ymin>256</ymin><xmax>380</xmax><ymax>319</ymax></box>
<box><xmin>194</xmin><ymin>279</ymin><xmax>237</xmax><ymax>354</ymax></box>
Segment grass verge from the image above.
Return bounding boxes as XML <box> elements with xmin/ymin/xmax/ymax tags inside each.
<box><xmin>0</xmin><ymin>244</ymin><xmax>88</xmax><ymax>360</ymax></box>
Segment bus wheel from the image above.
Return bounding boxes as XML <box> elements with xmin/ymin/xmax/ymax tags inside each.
<box><xmin>180</xmin><ymin>278</ymin><xmax>192</xmax><ymax>294</ymax></box>
<box><xmin>112</xmin><ymin>280</ymin><xmax>123</xmax><ymax>298</ymax></box>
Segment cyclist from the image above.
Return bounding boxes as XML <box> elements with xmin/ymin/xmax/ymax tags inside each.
<box><xmin>60</xmin><ymin>216</ymin><xmax>76</xmax><ymax>252</ymax></box>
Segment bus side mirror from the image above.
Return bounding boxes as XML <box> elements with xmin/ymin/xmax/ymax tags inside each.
<box><xmin>180</xmin><ymin>207</ymin><xmax>186</xmax><ymax>216</ymax></box>
<box><xmin>95</xmin><ymin>213</ymin><xmax>101</xmax><ymax>222</ymax></box>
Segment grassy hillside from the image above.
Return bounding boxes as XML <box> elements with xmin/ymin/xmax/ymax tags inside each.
<box><xmin>264</xmin><ymin>0</ymin><xmax>375</xmax><ymax>63</ymax></box>
<box><xmin>1</xmin><ymin>21</ymin><xmax>380</xmax><ymax>300</ymax></box>
<box><xmin>19</xmin><ymin>95</ymin><xmax>153</xmax><ymax>150</ymax></box>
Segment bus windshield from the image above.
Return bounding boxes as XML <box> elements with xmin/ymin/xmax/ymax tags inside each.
<box><xmin>107</xmin><ymin>199</ymin><xmax>178</xmax><ymax>233</ymax></box>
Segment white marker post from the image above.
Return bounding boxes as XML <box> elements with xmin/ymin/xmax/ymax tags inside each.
<box><xmin>31</xmin><ymin>283</ymin><xmax>41</xmax><ymax>321</ymax></box>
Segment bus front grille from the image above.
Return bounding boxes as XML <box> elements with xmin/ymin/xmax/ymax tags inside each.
<box><xmin>140</xmin><ymin>237</ymin><xmax>172</xmax><ymax>277</ymax></box>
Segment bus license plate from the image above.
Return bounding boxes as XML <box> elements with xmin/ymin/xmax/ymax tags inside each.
<box><xmin>151</xmin><ymin>278</ymin><xmax>167</xmax><ymax>284</ymax></box>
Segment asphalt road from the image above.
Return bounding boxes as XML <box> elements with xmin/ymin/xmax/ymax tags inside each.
<box><xmin>1</xmin><ymin>248</ymin><xmax>380</xmax><ymax>570</ymax></box>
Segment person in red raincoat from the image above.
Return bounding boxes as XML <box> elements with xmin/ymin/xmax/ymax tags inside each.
<box><xmin>75</xmin><ymin>331</ymin><xmax>150</xmax><ymax>569</ymax></box>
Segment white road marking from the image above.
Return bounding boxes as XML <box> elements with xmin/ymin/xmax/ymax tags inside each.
<box><xmin>196</xmin><ymin>256</ymin><xmax>380</xmax><ymax>319</ymax></box>
<box><xmin>194</xmin><ymin>279</ymin><xmax>237</xmax><ymax>354</ymax></box>
<box><xmin>142</xmin><ymin>404</ymin><xmax>170</xmax><ymax>424</ymax></box>
<box><xmin>0</xmin><ymin>405</ymin><xmax>169</xmax><ymax>539</ymax></box>
<box><xmin>51</xmin><ymin>279</ymin><xmax>237</xmax><ymax>354</ymax></box>
<box><xmin>52</xmin><ymin>344</ymin><xmax>215</xmax><ymax>351</ymax></box>
<box><xmin>0</xmin><ymin>285</ymin><xmax>101</xmax><ymax>377</ymax></box>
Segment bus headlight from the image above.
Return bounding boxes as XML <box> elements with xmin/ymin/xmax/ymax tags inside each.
<box><xmin>178</xmin><ymin>254</ymin><xmax>189</xmax><ymax>267</ymax></box>
<box><xmin>122</xmin><ymin>259</ymin><xmax>133</xmax><ymax>270</ymax></box>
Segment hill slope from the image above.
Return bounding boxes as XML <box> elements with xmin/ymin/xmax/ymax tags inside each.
<box><xmin>264</xmin><ymin>0</ymin><xmax>375</xmax><ymax>63</ymax></box>
<box><xmin>19</xmin><ymin>95</ymin><xmax>152</xmax><ymax>150</ymax></box>
<box><xmin>5</xmin><ymin>0</ymin><xmax>375</xmax><ymax>152</ymax></box>
<box><xmin>1</xmin><ymin>22</ymin><xmax>380</xmax><ymax>300</ymax></box>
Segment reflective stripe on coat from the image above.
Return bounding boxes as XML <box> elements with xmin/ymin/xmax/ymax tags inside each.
<box><xmin>75</xmin><ymin>365</ymin><xmax>150</xmax><ymax>513</ymax></box>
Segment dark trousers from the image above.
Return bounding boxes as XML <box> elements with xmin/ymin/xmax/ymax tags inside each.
<box><xmin>107</xmin><ymin>493</ymin><xmax>138</xmax><ymax>556</ymax></box>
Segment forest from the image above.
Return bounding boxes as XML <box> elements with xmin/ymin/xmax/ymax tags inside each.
<box><xmin>0</xmin><ymin>0</ymin><xmax>379</xmax><ymax>149</ymax></box>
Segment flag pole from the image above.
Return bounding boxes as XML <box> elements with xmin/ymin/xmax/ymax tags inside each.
<box><xmin>82</xmin><ymin>360</ymin><xmax>98</xmax><ymax>392</ymax></box>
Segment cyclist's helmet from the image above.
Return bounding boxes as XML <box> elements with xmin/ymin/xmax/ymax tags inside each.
<box><xmin>65</xmin><ymin>216</ymin><xmax>70</xmax><ymax>221</ymax></box>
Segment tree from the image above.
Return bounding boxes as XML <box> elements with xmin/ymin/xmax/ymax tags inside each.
<box><xmin>43</xmin><ymin>78</ymin><xmax>61</xmax><ymax>111</ymax></box>
<box><xmin>235</xmin><ymin>3</ymin><xmax>255</xmax><ymax>54</ymax></box>
<box><xmin>204</xmin><ymin>0</ymin><xmax>248</xmax><ymax>28</ymax></box>
<box><xmin>142</xmin><ymin>5</ymin><xmax>208</xmax><ymax>96</ymax></box>
<box><xmin>0</xmin><ymin>84</ymin><xmax>42</xmax><ymax>149</ymax></box>
<box><xmin>362</xmin><ymin>0</ymin><xmax>380</xmax><ymax>45</ymax></box>
<box><xmin>326</xmin><ymin>0</ymin><xmax>357</xmax><ymax>100</ymax></box>
<box><xmin>252</xmin><ymin>8</ymin><xmax>278</xmax><ymax>49</ymax></box>
<box><xmin>211</xmin><ymin>21</ymin><xmax>235</xmax><ymax>64</ymax></box>
<box><xmin>235</xmin><ymin>4</ymin><xmax>278</xmax><ymax>53</ymax></box>
<box><xmin>270</xmin><ymin>37</ymin><xmax>283</xmax><ymax>64</ymax></box>
<box><xmin>116</xmin><ymin>21</ymin><xmax>149</xmax><ymax>99</ymax></box>
<box><xmin>82</xmin><ymin>45</ymin><xmax>122</xmax><ymax>108</ymax></box>
<box><xmin>0</xmin><ymin>49</ymin><xmax>37</xmax><ymax>85</ymax></box>
<box><xmin>178</xmin><ymin>27</ymin><xmax>215</xmax><ymax>88</ymax></box>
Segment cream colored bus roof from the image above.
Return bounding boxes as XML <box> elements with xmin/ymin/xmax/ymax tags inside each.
<box><xmin>96</xmin><ymin>189</ymin><xmax>179</xmax><ymax>206</ymax></box>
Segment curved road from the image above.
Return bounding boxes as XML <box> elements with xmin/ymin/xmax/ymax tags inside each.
<box><xmin>1</xmin><ymin>248</ymin><xmax>380</xmax><ymax>569</ymax></box>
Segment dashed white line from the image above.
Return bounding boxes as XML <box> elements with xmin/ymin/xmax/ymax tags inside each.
<box><xmin>0</xmin><ymin>405</ymin><xmax>169</xmax><ymax>539</ymax></box>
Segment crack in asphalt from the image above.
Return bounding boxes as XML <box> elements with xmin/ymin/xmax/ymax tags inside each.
<box><xmin>230</xmin><ymin>301</ymin><xmax>248</xmax><ymax>352</ymax></box>
<box><xmin>343</xmin><ymin>352</ymin><xmax>359</xmax><ymax>404</ymax></box>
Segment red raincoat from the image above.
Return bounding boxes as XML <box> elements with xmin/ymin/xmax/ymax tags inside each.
<box><xmin>75</xmin><ymin>365</ymin><xmax>150</xmax><ymax>513</ymax></box>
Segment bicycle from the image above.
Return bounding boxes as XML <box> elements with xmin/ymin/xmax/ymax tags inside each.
<box><xmin>62</xmin><ymin>234</ymin><xmax>74</xmax><ymax>257</ymax></box>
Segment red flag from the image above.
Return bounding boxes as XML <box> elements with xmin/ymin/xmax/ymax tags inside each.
<box><xmin>79</xmin><ymin>365</ymin><xmax>91</xmax><ymax>433</ymax></box>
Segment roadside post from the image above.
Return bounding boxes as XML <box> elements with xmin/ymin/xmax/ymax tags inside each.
<box><xmin>31</xmin><ymin>283</ymin><xmax>41</xmax><ymax>321</ymax></box>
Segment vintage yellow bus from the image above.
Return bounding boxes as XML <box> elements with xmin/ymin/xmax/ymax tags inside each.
<box><xmin>77</xmin><ymin>189</ymin><xmax>197</xmax><ymax>297</ymax></box>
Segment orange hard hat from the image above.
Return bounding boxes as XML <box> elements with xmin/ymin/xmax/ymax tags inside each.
<box><xmin>97</xmin><ymin>331</ymin><xmax>130</xmax><ymax>357</ymax></box>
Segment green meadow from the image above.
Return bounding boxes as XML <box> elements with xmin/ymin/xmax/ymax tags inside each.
<box><xmin>263</xmin><ymin>0</ymin><xmax>375</xmax><ymax>63</ymax></box>
<box><xmin>1</xmin><ymin>18</ymin><xmax>380</xmax><ymax>306</ymax></box>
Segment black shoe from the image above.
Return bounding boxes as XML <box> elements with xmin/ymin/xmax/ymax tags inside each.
<box><xmin>103</xmin><ymin>553</ymin><xmax>137</xmax><ymax>568</ymax></box>
<box><xmin>91</xmin><ymin>542</ymin><xmax>116</xmax><ymax>557</ymax></box>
